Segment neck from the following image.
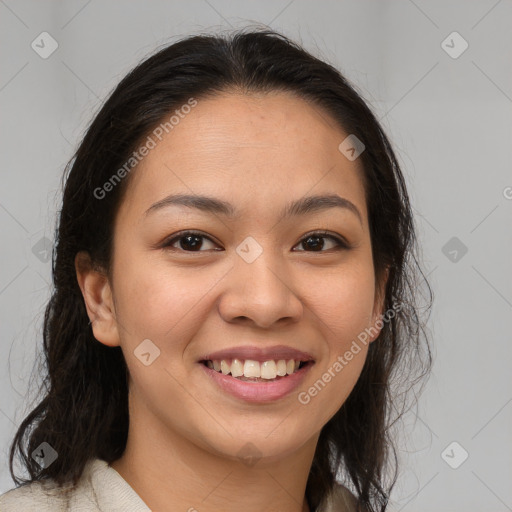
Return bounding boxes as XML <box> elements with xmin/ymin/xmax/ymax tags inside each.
<box><xmin>110</xmin><ymin>395</ymin><xmax>317</xmax><ymax>512</ymax></box>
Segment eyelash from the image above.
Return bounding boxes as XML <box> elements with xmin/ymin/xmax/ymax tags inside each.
<box><xmin>161</xmin><ymin>230</ymin><xmax>350</xmax><ymax>253</ymax></box>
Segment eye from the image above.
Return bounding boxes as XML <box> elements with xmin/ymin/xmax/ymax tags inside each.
<box><xmin>292</xmin><ymin>231</ymin><xmax>349</xmax><ymax>252</ymax></box>
<box><xmin>162</xmin><ymin>230</ymin><xmax>220</xmax><ymax>252</ymax></box>
<box><xmin>161</xmin><ymin>230</ymin><xmax>349</xmax><ymax>253</ymax></box>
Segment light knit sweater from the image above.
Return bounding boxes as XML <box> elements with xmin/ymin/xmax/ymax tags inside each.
<box><xmin>0</xmin><ymin>458</ymin><xmax>359</xmax><ymax>511</ymax></box>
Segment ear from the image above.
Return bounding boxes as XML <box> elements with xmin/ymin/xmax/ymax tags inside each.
<box><xmin>75</xmin><ymin>251</ymin><xmax>120</xmax><ymax>347</ymax></box>
<box><xmin>369</xmin><ymin>265</ymin><xmax>390</xmax><ymax>343</ymax></box>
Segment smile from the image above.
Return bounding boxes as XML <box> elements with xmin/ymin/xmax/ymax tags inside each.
<box><xmin>201</xmin><ymin>358</ymin><xmax>312</xmax><ymax>382</ymax></box>
<box><xmin>199</xmin><ymin>358</ymin><xmax>315</xmax><ymax>403</ymax></box>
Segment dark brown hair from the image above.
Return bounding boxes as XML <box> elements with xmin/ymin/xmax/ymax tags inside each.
<box><xmin>9</xmin><ymin>27</ymin><xmax>432</xmax><ymax>512</ymax></box>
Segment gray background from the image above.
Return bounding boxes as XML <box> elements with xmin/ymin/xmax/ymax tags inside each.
<box><xmin>1</xmin><ymin>1</ymin><xmax>511</xmax><ymax>510</ymax></box>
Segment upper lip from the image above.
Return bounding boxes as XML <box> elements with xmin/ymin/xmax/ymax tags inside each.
<box><xmin>200</xmin><ymin>345</ymin><xmax>314</xmax><ymax>363</ymax></box>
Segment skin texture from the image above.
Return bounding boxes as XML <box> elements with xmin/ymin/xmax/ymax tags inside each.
<box><xmin>75</xmin><ymin>91</ymin><xmax>387</xmax><ymax>512</ymax></box>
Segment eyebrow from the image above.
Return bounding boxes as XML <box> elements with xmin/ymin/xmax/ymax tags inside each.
<box><xmin>144</xmin><ymin>193</ymin><xmax>363</xmax><ymax>224</ymax></box>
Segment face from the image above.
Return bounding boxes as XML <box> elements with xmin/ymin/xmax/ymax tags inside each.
<box><xmin>83</xmin><ymin>91</ymin><xmax>386</xmax><ymax>465</ymax></box>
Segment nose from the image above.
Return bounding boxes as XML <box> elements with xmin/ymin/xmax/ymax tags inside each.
<box><xmin>217</xmin><ymin>248</ymin><xmax>304</xmax><ymax>329</ymax></box>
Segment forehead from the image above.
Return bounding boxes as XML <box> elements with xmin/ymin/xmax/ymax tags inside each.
<box><xmin>119</xmin><ymin>91</ymin><xmax>367</xmax><ymax>225</ymax></box>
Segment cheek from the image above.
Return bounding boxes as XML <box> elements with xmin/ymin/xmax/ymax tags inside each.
<box><xmin>292</xmin><ymin>342</ymin><xmax>368</xmax><ymax>439</ymax></box>
<box><xmin>114</xmin><ymin>252</ymin><xmax>212</xmax><ymax>340</ymax></box>
<box><xmin>296</xmin><ymin>282</ymin><xmax>372</xmax><ymax>430</ymax></box>
<box><xmin>305</xmin><ymin>260</ymin><xmax>375</xmax><ymax>394</ymax></box>
<box><xmin>307</xmin><ymin>260</ymin><xmax>377</xmax><ymax>341</ymax></box>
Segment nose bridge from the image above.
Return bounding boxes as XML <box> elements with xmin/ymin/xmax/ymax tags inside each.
<box><xmin>219</xmin><ymin>235</ymin><xmax>303</xmax><ymax>326</ymax></box>
<box><xmin>236</xmin><ymin>234</ymin><xmax>288</xmax><ymax>295</ymax></box>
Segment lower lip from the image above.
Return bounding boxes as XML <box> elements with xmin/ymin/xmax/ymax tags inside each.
<box><xmin>199</xmin><ymin>363</ymin><xmax>313</xmax><ymax>403</ymax></box>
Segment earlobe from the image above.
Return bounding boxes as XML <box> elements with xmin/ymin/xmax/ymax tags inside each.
<box><xmin>75</xmin><ymin>251</ymin><xmax>120</xmax><ymax>347</ymax></box>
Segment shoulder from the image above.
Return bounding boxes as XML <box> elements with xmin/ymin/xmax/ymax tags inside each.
<box><xmin>0</xmin><ymin>459</ymin><xmax>103</xmax><ymax>512</ymax></box>
<box><xmin>0</xmin><ymin>479</ymin><xmax>73</xmax><ymax>511</ymax></box>
<box><xmin>319</xmin><ymin>482</ymin><xmax>364</xmax><ymax>512</ymax></box>
<box><xmin>0</xmin><ymin>458</ymin><xmax>150</xmax><ymax>512</ymax></box>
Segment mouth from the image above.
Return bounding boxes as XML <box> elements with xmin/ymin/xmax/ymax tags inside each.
<box><xmin>197</xmin><ymin>345</ymin><xmax>316</xmax><ymax>402</ymax></box>
<box><xmin>200</xmin><ymin>358</ymin><xmax>314</xmax><ymax>383</ymax></box>
<box><xmin>198</xmin><ymin>356</ymin><xmax>315</xmax><ymax>403</ymax></box>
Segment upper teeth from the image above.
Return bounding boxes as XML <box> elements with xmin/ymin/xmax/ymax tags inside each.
<box><xmin>207</xmin><ymin>359</ymin><xmax>301</xmax><ymax>379</ymax></box>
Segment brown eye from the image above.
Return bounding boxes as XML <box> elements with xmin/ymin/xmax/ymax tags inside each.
<box><xmin>163</xmin><ymin>231</ymin><xmax>219</xmax><ymax>252</ymax></box>
<box><xmin>162</xmin><ymin>230</ymin><xmax>349</xmax><ymax>253</ymax></box>
<box><xmin>293</xmin><ymin>232</ymin><xmax>349</xmax><ymax>252</ymax></box>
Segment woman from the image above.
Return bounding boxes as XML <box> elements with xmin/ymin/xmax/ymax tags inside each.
<box><xmin>0</xmin><ymin>28</ymin><xmax>432</xmax><ymax>512</ymax></box>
